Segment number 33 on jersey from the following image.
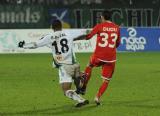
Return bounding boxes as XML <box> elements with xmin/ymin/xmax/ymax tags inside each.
<box><xmin>86</xmin><ymin>21</ymin><xmax>121</xmax><ymax>62</ymax></box>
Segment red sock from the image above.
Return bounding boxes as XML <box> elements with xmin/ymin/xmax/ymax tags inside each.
<box><xmin>84</xmin><ymin>66</ymin><xmax>92</xmax><ymax>86</ymax></box>
<box><xmin>96</xmin><ymin>81</ymin><xmax>109</xmax><ymax>98</ymax></box>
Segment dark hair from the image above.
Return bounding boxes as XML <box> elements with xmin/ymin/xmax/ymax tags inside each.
<box><xmin>52</xmin><ymin>19</ymin><xmax>62</xmax><ymax>30</ymax></box>
<box><xmin>102</xmin><ymin>10</ymin><xmax>111</xmax><ymax>20</ymax></box>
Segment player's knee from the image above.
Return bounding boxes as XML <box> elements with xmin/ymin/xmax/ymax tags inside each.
<box><xmin>75</xmin><ymin>63</ymin><xmax>80</xmax><ymax>68</ymax></box>
<box><xmin>87</xmin><ymin>63</ymin><xmax>93</xmax><ymax>68</ymax></box>
<box><xmin>101</xmin><ymin>76</ymin><xmax>111</xmax><ymax>83</ymax></box>
<box><xmin>103</xmin><ymin>79</ymin><xmax>109</xmax><ymax>83</ymax></box>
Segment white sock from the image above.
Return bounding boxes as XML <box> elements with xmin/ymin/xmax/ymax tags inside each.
<box><xmin>65</xmin><ymin>90</ymin><xmax>85</xmax><ymax>103</ymax></box>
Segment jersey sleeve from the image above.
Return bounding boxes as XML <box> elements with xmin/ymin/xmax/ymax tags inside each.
<box><xmin>36</xmin><ymin>34</ymin><xmax>52</xmax><ymax>47</ymax></box>
<box><xmin>66</xmin><ymin>30</ymin><xmax>74</xmax><ymax>41</ymax></box>
<box><xmin>86</xmin><ymin>24</ymin><xmax>100</xmax><ymax>40</ymax></box>
<box><xmin>23</xmin><ymin>34</ymin><xmax>52</xmax><ymax>49</ymax></box>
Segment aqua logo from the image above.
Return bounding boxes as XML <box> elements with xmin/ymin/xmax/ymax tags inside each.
<box><xmin>121</xmin><ymin>28</ymin><xmax>147</xmax><ymax>51</ymax></box>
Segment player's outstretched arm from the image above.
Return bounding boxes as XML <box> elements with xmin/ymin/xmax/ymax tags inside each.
<box><xmin>74</xmin><ymin>29</ymin><xmax>92</xmax><ymax>41</ymax></box>
<box><xmin>18</xmin><ymin>34</ymin><xmax>52</xmax><ymax>49</ymax></box>
<box><xmin>74</xmin><ymin>35</ymin><xmax>87</xmax><ymax>41</ymax></box>
<box><xmin>18</xmin><ymin>41</ymin><xmax>38</xmax><ymax>49</ymax></box>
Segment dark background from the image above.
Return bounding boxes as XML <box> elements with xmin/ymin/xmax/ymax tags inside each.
<box><xmin>0</xmin><ymin>0</ymin><xmax>160</xmax><ymax>28</ymax></box>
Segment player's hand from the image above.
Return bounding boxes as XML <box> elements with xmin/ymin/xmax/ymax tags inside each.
<box><xmin>18</xmin><ymin>41</ymin><xmax>25</xmax><ymax>48</ymax></box>
<box><xmin>86</xmin><ymin>29</ymin><xmax>91</xmax><ymax>34</ymax></box>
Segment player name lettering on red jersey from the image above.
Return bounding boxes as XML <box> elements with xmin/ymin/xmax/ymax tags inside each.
<box><xmin>103</xmin><ymin>27</ymin><xmax>117</xmax><ymax>32</ymax></box>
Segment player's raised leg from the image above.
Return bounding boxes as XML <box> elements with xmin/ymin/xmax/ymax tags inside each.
<box><xmin>79</xmin><ymin>57</ymin><xmax>95</xmax><ymax>95</ymax></box>
<box><xmin>72</xmin><ymin>64</ymin><xmax>86</xmax><ymax>94</ymax></box>
<box><xmin>80</xmin><ymin>55</ymin><xmax>101</xmax><ymax>95</ymax></box>
<box><xmin>84</xmin><ymin>65</ymin><xmax>93</xmax><ymax>85</ymax></box>
<box><xmin>77</xmin><ymin>65</ymin><xmax>93</xmax><ymax>95</ymax></box>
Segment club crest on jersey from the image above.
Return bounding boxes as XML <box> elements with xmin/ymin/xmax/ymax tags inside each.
<box><xmin>55</xmin><ymin>55</ymin><xmax>63</xmax><ymax>61</ymax></box>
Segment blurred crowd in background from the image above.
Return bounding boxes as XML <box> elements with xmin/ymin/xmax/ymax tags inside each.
<box><xmin>1</xmin><ymin>0</ymin><xmax>102</xmax><ymax>5</ymax></box>
<box><xmin>0</xmin><ymin>0</ymin><xmax>159</xmax><ymax>28</ymax></box>
<box><xmin>0</xmin><ymin>0</ymin><xmax>159</xmax><ymax>5</ymax></box>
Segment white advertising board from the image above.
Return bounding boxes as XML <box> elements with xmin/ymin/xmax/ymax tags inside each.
<box><xmin>0</xmin><ymin>29</ymin><xmax>96</xmax><ymax>53</ymax></box>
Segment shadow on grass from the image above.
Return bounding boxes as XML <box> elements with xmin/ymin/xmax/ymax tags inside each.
<box><xmin>107</xmin><ymin>98</ymin><xmax>160</xmax><ymax>109</ymax></box>
<box><xmin>150</xmin><ymin>70</ymin><xmax>160</xmax><ymax>74</ymax></box>
<box><xmin>1</xmin><ymin>98</ymin><xmax>160</xmax><ymax>115</ymax></box>
<box><xmin>0</xmin><ymin>102</ymin><xmax>98</xmax><ymax>115</ymax></box>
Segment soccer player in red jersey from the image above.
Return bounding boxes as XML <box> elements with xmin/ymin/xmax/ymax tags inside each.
<box><xmin>80</xmin><ymin>10</ymin><xmax>121</xmax><ymax>105</ymax></box>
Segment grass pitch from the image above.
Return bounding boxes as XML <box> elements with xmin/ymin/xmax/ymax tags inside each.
<box><xmin>0</xmin><ymin>52</ymin><xmax>160</xmax><ymax>116</ymax></box>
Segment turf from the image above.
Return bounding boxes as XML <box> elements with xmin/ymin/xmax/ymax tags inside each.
<box><xmin>0</xmin><ymin>52</ymin><xmax>160</xmax><ymax>116</ymax></box>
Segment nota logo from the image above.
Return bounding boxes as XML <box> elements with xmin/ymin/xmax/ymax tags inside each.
<box><xmin>121</xmin><ymin>27</ymin><xmax>147</xmax><ymax>51</ymax></box>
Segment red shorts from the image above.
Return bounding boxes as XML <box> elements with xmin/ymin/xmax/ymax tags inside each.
<box><xmin>89</xmin><ymin>55</ymin><xmax>115</xmax><ymax>80</ymax></box>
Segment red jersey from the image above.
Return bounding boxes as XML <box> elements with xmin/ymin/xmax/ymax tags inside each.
<box><xmin>86</xmin><ymin>21</ymin><xmax>120</xmax><ymax>62</ymax></box>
